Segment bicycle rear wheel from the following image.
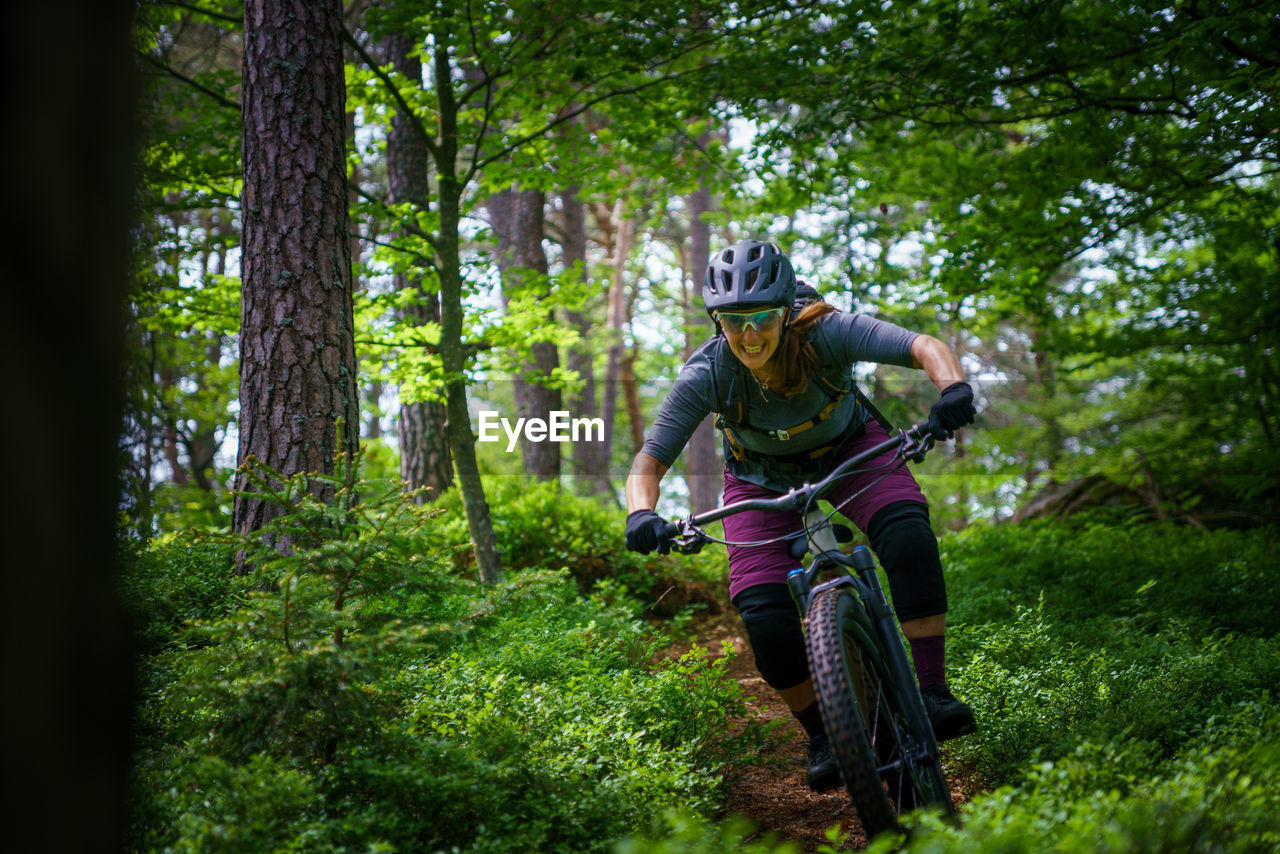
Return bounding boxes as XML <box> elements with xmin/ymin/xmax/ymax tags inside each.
<box><xmin>807</xmin><ymin>588</ymin><xmax>956</xmax><ymax>838</ymax></box>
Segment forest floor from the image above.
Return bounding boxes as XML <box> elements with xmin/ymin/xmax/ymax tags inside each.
<box><xmin>668</xmin><ymin>613</ymin><xmax>976</xmax><ymax>852</ymax></box>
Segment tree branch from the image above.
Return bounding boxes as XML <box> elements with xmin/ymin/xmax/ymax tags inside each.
<box><xmin>350</xmin><ymin>181</ymin><xmax>441</xmax><ymax>255</ymax></box>
<box><xmin>134</xmin><ymin>48</ymin><xmax>240</xmax><ymax>111</ymax></box>
<box><xmin>155</xmin><ymin>0</ymin><xmax>242</xmax><ymax>26</ymax></box>
<box><xmin>341</xmin><ymin>24</ymin><xmax>442</xmax><ymax>162</ymax></box>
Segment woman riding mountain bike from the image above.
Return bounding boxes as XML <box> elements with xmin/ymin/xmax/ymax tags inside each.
<box><xmin>623</xmin><ymin>239</ymin><xmax>977</xmax><ymax>792</ymax></box>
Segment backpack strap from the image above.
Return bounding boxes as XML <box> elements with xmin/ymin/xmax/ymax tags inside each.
<box><xmin>852</xmin><ymin>381</ymin><xmax>895</xmax><ymax>434</ymax></box>
<box><xmin>708</xmin><ymin>336</ymin><xmax>750</xmax><ymax>460</ymax></box>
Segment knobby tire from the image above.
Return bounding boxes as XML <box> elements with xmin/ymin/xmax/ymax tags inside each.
<box><xmin>806</xmin><ymin>589</ymin><xmax>956</xmax><ymax>840</ymax></box>
<box><xmin>806</xmin><ymin>588</ymin><xmax>898</xmax><ymax>837</ymax></box>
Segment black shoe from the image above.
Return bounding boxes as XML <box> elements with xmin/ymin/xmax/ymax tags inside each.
<box><xmin>805</xmin><ymin>734</ymin><xmax>841</xmax><ymax>792</ymax></box>
<box><xmin>920</xmin><ymin>683</ymin><xmax>977</xmax><ymax>742</ymax></box>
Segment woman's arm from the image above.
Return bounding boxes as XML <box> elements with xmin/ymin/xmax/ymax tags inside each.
<box><xmin>625</xmin><ymin>451</ymin><xmax>669</xmax><ymax>513</ymax></box>
<box><xmin>910</xmin><ymin>334</ymin><xmax>966</xmax><ymax>390</ymax></box>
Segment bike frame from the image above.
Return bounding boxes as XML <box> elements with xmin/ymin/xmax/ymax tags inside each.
<box><xmin>670</xmin><ymin>421</ymin><xmax>944</xmax><ymax>765</ymax></box>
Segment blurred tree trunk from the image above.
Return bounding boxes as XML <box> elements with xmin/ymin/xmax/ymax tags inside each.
<box><xmin>490</xmin><ymin>186</ymin><xmax>562</xmax><ymax>479</ymax></box>
<box><xmin>599</xmin><ymin>199</ymin><xmax>634</xmax><ymax>473</ymax></box>
<box><xmin>559</xmin><ymin>181</ymin><xmax>612</xmax><ymax>496</ymax></box>
<box><xmin>234</xmin><ymin>0</ymin><xmax>360</xmax><ymax>542</ymax></box>
<box><xmin>384</xmin><ymin>31</ymin><xmax>452</xmax><ymax>501</ymax></box>
<box><xmin>2</xmin><ymin>1</ymin><xmax>136</xmax><ymax>851</ymax></box>
<box><xmin>683</xmin><ymin>177</ymin><xmax>720</xmax><ymax>514</ymax></box>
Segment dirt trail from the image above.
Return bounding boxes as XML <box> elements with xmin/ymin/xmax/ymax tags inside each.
<box><xmin>677</xmin><ymin>614</ymin><xmax>972</xmax><ymax>852</ymax></box>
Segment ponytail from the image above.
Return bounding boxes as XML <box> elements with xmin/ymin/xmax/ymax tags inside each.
<box><xmin>768</xmin><ymin>300</ymin><xmax>839</xmax><ymax>397</ymax></box>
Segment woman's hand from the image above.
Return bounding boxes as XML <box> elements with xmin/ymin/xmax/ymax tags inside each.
<box><xmin>625</xmin><ymin>509</ymin><xmax>674</xmax><ymax>554</ymax></box>
<box><xmin>926</xmin><ymin>381</ymin><xmax>976</xmax><ymax>439</ymax></box>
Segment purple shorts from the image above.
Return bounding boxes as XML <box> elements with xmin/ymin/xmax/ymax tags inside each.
<box><xmin>722</xmin><ymin>419</ymin><xmax>927</xmax><ymax>601</ymax></box>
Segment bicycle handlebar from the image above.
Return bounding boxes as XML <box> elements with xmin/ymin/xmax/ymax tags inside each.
<box><xmin>664</xmin><ymin>420</ymin><xmax>940</xmax><ymax>554</ymax></box>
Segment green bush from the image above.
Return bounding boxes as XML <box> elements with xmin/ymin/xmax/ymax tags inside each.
<box><xmin>872</xmin><ymin>706</ymin><xmax>1280</xmax><ymax>853</ymax></box>
<box><xmin>941</xmin><ymin>519</ymin><xmax>1280</xmax><ymax>637</ymax></box>
<box><xmin>435</xmin><ymin>477</ymin><xmax>728</xmax><ymax>616</ymax></box>
<box><xmin>120</xmin><ymin>537</ymin><xmax>245</xmax><ymax>653</ymax></box>
<box><xmin>129</xmin><ymin>458</ymin><xmax>766</xmax><ymax>854</ymax></box>
<box><xmin>935</xmin><ymin>521</ymin><xmax>1280</xmax><ymax>786</ymax></box>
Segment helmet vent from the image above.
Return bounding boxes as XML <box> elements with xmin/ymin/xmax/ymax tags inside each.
<box><xmin>748</xmin><ymin>244</ymin><xmax>764</xmax><ymax>262</ymax></box>
<box><xmin>720</xmin><ymin>270</ymin><xmax>731</xmax><ymax>292</ymax></box>
<box><xmin>767</xmin><ymin>260</ymin><xmax>780</xmax><ymax>284</ymax></box>
<box><xmin>722</xmin><ymin>249</ymin><xmax>734</xmax><ymax>264</ymax></box>
<box><xmin>746</xmin><ymin>268</ymin><xmax>759</xmax><ymax>289</ymax></box>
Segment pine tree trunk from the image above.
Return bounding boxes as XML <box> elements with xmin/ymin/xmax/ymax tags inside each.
<box><xmin>234</xmin><ymin>0</ymin><xmax>360</xmax><ymax>541</ymax></box>
<box><xmin>385</xmin><ymin>32</ymin><xmax>452</xmax><ymax>501</ymax></box>
<box><xmin>490</xmin><ymin>186</ymin><xmax>562</xmax><ymax>480</ymax></box>
<box><xmin>683</xmin><ymin>181</ymin><xmax>720</xmax><ymax>514</ymax></box>
<box><xmin>560</xmin><ymin>183</ymin><xmax>612</xmax><ymax>496</ymax></box>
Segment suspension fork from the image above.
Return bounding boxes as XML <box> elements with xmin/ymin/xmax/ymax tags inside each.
<box><xmin>850</xmin><ymin>546</ymin><xmax>942</xmax><ymax>760</ymax></box>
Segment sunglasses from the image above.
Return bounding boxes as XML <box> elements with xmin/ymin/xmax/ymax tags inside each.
<box><xmin>715</xmin><ymin>307</ymin><xmax>787</xmax><ymax>334</ymax></box>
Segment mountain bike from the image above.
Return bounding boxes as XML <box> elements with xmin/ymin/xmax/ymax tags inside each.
<box><xmin>665</xmin><ymin>421</ymin><xmax>958</xmax><ymax>837</ymax></box>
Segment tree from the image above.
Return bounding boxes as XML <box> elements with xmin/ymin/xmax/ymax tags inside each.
<box><xmin>383</xmin><ymin>31</ymin><xmax>453</xmax><ymax>501</ymax></box>
<box><xmin>350</xmin><ymin>0</ymin><xmax>750</xmax><ymax>580</ymax></box>
<box><xmin>234</xmin><ymin>0</ymin><xmax>360</xmax><ymax>541</ymax></box>
<box><xmin>4</xmin><ymin>1</ymin><xmax>137</xmax><ymax>850</ymax></box>
<box><xmin>489</xmin><ymin>185</ymin><xmax>563</xmax><ymax>480</ymax></box>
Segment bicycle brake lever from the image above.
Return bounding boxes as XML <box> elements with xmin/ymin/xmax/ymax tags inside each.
<box><xmin>903</xmin><ymin>430</ymin><xmax>936</xmax><ymax>463</ymax></box>
<box><xmin>669</xmin><ymin>519</ymin><xmax>708</xmax><ymax>555</ymax></box>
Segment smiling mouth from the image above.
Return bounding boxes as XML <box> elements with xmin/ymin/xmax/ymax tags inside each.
<box><xmin>742</xmin><ymin>344</ymin><xmax>765</xmax><ymax>355</ymax></box>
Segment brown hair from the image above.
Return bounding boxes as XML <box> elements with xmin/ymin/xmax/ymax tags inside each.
<box><xmin>768</xmin><ymin>300</ymin><xmax>839</xmax><ymax>396</ymax></box>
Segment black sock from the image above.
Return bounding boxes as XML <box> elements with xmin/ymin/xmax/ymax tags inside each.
<box><xmin>792</xmin><ymin>700</ymin><xmax>825</xmax><ymax>740</ymax></box>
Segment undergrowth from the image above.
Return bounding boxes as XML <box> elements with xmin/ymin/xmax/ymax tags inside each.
<box><xmin>124</xmin><ymin>456</ymin><xmax>767</xmax><ymax>854</ymax></box>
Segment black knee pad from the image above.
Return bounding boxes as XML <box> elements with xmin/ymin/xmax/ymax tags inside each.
<box><xmin>732</xmin><ymin>583</ymin><xmax>810</xmax><ymax>691</ymax></box>
<box><xmin>866</xmin><ymin>501</ymin><xmax>948</xmax><ymax>622</ymax></box>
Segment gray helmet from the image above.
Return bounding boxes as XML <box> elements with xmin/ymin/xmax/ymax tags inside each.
<box><xmin>702</xmin><ymin>240</ymin><xmax>796</xmax><ymax>316</ymax></box>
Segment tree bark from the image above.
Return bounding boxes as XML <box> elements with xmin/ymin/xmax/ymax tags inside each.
<box><xmin>234</xmin><ymin>0</ymin><xmax>360</xmax><ymax>541</ymax></box>
<box><xmin>489</xmin><ymin>186</ymin><xmax>562</xmax><ymax>480</ymax></box>
<box><xmin>384</xmin><ymin>31</ymin><xmax>452</xmax><ymax>501</ymax></box>
<box><xmin>683</xmin><ymin>181</ymin><xmax>720</xmax><ymax>514</ymax></box>
<box><xmin>560</xmin><ymin>183</ymin><xmax>612</xmax><ymax>496</ymax></box>
<box><xmin>600</xmin><ymin>200</ymin><xmax>634</xmax><ymax>473</ymax></box>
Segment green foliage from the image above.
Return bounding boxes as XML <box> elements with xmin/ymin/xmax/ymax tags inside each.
<box><xmin>942</xmin><ymin>519</ymin><xmax>1280</xmax><ymax>636</ymax></box>
<box><xmin>434</xmin><ymin>477</ymin><xmax>727</xmax><ymax>616</ymax></box>
<box><xmin>120</xmin><ymin>537</ymin><xmax>243</xmax><ymax>653</ymax></box>
<box><xmin>129</xmin><ymin>457</ymin><xmax>764</xmax><ymax>853</ymax></box>
<box><xmin>932</xmin><ymin>518</ymin><xmax>1280</xmax><ymax>794</ymax></box>
<box><xmin>613</xmin><ymin>811</ymin><xmax>799</xmax><ymax>854</ymax></box>
<box><xmin>869</xmin><ymin>707</ymin><xmax>1280</xmax><ymax>853</ymax></box>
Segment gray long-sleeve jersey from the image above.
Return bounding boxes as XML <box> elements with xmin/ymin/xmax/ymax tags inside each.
<box><xmin>639</xmin><ymin>311</ymin><xmax>918</xmax><ymax>490</ymax></box>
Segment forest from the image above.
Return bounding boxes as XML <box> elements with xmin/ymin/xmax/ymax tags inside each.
<box><xmin>11</xmin><ymin>0</ymin><xmax>1278</xmax><ymax>852</ymax></box>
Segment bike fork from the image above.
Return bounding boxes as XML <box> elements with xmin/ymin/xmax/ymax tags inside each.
<box><xmin>850</xmin><ymin>546</ymin><xmax>943</xmax><ymax>762</ymax></box>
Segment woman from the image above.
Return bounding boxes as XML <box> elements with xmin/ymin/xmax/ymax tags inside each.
<box><xmin>623</xmin><ymin>240</ymin><xmax>976</xmax><ymax>792</ymax></box>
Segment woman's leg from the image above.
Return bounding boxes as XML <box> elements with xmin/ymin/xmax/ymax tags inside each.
<box><xmin>865</xmin><ymin>499</ymin><xmax>975</xmax><ymax>740</ymax></box>
<box><xmin>721</xmin><ymin>471</ymin><xmax>840</xmax><ymax>790</ymax></box>
<box><xmin>822</xmin><ymin>422</ymin><xmax>976</xmax><ymax>740</ymax></box>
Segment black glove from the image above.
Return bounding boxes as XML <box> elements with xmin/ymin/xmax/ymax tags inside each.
<box><xmin>625</xmin><ymin>509</ymin><xmax>673</xmax><ymax>555</ymax></box>
<box><xmin>926</xmin><ymin>381</ymin><xmax>976</xmax><ymax>439</ymax></box>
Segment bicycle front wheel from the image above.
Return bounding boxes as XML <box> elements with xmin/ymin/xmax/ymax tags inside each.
<box><xmin>807</xmin><ymin>588</ymin><xmax>956</xmax><ymax>838</ymax></box>
<box><xmin>806</xmin><ymin>588</ymin><xmax>898</xmax><ymax>837</ymax></box>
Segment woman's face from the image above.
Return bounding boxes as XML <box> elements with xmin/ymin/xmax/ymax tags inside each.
<box><xmin>717</xmin><ymin>307</ymin><xmax>787</xmax><ymax>372</ymax></box>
